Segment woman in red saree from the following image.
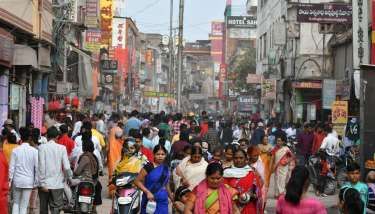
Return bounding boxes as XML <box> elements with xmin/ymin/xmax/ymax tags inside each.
<box><xmin>224</xmin><ymin>149</ymin><xmax>263</xmax><ymax>214</ymax></box>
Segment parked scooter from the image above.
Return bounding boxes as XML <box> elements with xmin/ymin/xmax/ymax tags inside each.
<box><xmin>111</xmin><ymin>172</ymin><xmax>141</xmax><ymax>214</ymax></box>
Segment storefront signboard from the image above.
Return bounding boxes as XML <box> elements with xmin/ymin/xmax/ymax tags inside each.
<box><xmin>292</xmin><ymin>81</ymin><xmax>322</xmax><ymax>89</ymax></box>
<box><xmin>297</xmin><ymin>3</ymin><xmax>352</xmax><ymax>23</ymax></box>
<box><xmin>238</xmin><ymin>96</ymin><xmax>259</xmax><ymax>112</ymax></box>
<box><xmin>261</xmin><ymin>79</ymin><xmax>277</xmax><ymax>100</ymax></box>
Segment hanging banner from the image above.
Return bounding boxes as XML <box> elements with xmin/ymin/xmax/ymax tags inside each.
<box><xmin>85</xmin><ymin>29</ymin><xmax>101</xmax><ymax>53</ymax></box>
<box><xmin>85</xmin><ymin>0</ymin><xmax>99</xmax><ymax>28</ymax></box>
<box><xmin>100</xmin><ymin>0</ymin><xmax>113</xmax><ymax>46</ymax></box>
<box><xmin>332</xmin><ymin>101</ymin><xmax>348</xmax><ymax>136</ymax></box>
<box><xmin>322</xmin><ymin>79</ymin><xmax>336</xmax><ymax>109</ymax></box>
<box><xmin>112</xmin><ymin>18</ymin><xmax>126</xmax><ymax>48</ymax></box>
<box><xmin>114</xmin><ymin>47</ymin><xmax>129</xmax><ymax>78</ymax></box>
<box><xmin>353</xmin><ymin>0</ymin><xmax>369</xmax><ymax>70</ymax></box>
<box><xmin>332</xmin><ymin>101</ymin><xmax>348</xmax><ymax>124</ymax></box>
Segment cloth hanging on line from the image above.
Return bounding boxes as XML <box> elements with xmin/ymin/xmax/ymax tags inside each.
<box><xmin>31</xmin><ymin>97</ymin><xmax>44</xmax><ymax>129</ymax></box>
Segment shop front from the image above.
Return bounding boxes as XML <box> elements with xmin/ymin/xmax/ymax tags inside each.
<box><xmin>0</xmin><ymin>28</ymin><xmax>14</xmax><ymax>128</ymax></box>
<box><xmin>292</xmin><ymin>80</ymin><xmax>322</xmax><ymax>123</ymax></box>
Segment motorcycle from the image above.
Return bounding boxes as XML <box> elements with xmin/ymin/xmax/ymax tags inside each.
<box><xmin>306</xmin><ymin>154</ymin><xmax>336</xmax><ymax>195</ymax></box>
<box><xmin>74</xmin><ymin>180</ymin><xmax>96</xmax><ymax>213</ymax></box>
<box><xmin>111</xmin><ymin>172</ymin><xmax>141</xmax><ymax>214</ymax></box>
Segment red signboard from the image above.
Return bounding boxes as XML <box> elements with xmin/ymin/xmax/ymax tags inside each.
<box><xmin>114</xmin><ymin>47</ymin><xmax>129</xmax><ymax>79</ymax></box>
<box><xmin>211</xmin><ymin>22</ymin><xmax>224</xmax><ymax>36</ymax></box>
<box><xmin>219</xmin><ymin>64</ymin><xmax>227</xmax><ymax>99</ymax></box>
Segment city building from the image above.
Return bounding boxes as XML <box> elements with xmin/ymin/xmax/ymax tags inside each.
<box><xmin>0</xmin><ymin>0</ymin><xmax>54</xmax><ymax>128</ymax></box>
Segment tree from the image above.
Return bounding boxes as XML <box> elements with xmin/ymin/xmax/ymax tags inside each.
<box><xmin>229</xmin><ymin>47</ymin><xmax>257</xmax><ymax>91</ymax></box>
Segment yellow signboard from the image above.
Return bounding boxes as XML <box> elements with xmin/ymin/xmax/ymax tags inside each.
<box><xmin>331</xmin><ymin>101</ymin><xmax>348</xmax><ymax>124</ymax></box>
<box><xmin>332</xmin><ymin>101</ymin><xmax>348</xmax><ymax>137</ymax></box>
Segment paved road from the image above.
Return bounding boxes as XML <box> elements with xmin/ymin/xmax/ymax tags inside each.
<box><xmin>96</xmin><ymin>171</ymin><xmax>340</xmax><ymax>214</ymax></box>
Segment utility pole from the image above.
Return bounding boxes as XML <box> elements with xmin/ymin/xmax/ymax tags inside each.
<box><xmin>169</xmin><ymin>0</ymin><xmax>173</xmax><ymax>98</ymax></box>
<box><xmin>177</xmin><ymin>0</ymin><xmax>184</xmax><ymax>112</ymax></box>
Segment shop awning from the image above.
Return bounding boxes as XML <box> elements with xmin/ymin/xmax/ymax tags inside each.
<box><xmin>13</xmin><ymin>44</ymin><xmax>38</xmax><ymax>68</ymax></box>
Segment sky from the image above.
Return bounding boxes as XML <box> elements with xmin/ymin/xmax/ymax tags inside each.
<box><xmin>124</xmin><ymin>0</ymin><xmax>227</xmax><ymax>42</ymax></box>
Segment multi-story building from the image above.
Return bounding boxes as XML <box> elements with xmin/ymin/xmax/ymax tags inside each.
<box><xmin>0</xmin><ymin>0</ymin><xmax>54</xmax><ymax>128</ymax></box>
<box><xmin>254</xmin><ymin>0</ymin><xmax>339</xmax><ymax>122</ymax></box>
<box><xmin>138</xmin><ymin>33</ymin><xmax>171</xmax><ymax>113</ymax></box>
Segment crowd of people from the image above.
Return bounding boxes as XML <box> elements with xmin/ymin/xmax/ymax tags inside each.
<box><xmin>0</xmin><ymin>109</ymin><xmax>371</xmax><ymax>214</ymax></box>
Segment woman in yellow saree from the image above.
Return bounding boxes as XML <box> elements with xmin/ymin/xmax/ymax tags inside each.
<box><xmin>258</xmin><ymin>135</ymin><xmax>273</xmax><ymax>209</ymax></box>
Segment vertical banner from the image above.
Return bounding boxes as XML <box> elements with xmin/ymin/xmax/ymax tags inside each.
<box><xmin>353</xmin><ymin>0</ymin><xmax>369</xmax><ymax>70</ymax></box>
<box><xmin>85</xmin><ymin>29</ymin><xmax>101</xmax><ymax>53</ymax></box>
<box><xmin>85</xmin><ymin>0</ymin><xmax>99</xmax><ymax>28</ymax></box>
<box><xmin>219</xmin><ymin>64</ymin><xmax>227</xmax><ymax>99</ymax></box>
<box><xmin>332</xmin><ymin>101</ymin><xmax>348</xmax><ymax>136</ymax></box>
<box><xmin>372</xmin><ymin>0</ymin><xmax>375</xmax><ymax>64</ymax></box>
<box><xmin>112</xmin><ymin>18</ymin><xmax>126</xmax><ymax>48</ymax></box>
<box><xmin>100</xmin><ymin>0</ymin><xmax>113</xmax><ymax>46</ymax></box>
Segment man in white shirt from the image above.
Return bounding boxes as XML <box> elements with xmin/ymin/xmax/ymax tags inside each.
<box><xmin>9</xmin><ymin>127</ymin><xmax>38</xmax><ymax>214</ymax></box>
<box><xmin>38</xmin><ymin>127</ymin><xmax>72</xmax><ymax>214</ymax></box>
<box><xmin>71</xmin><ymin>121</ymin><xmax>103</xmax><ymax>172</ymax></box>
<box><xmin>285</xmin><ymin>123</ymin><xmax>297</xmax><ymax>138</ymax></box>
<box><xmin>320</xmin><ymin>126</ymin><xmax>341</xmax><ymax>157</ymax></box>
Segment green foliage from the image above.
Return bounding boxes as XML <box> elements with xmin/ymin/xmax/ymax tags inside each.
<box><xmin>231</xmin><ymin>47</ymin><xmax>257</xmax><ymax>91</ymax></box>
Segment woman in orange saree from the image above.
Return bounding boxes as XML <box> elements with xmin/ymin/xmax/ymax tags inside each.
<box><xmin>107</xmin><ymin>124</ymin><xmax>123</xmax><ymax>195</ymax></box>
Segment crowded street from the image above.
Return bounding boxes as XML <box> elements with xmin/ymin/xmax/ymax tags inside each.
<box><xmin>0</xmin><ymin>0</ymin><xmax>374</xmax><ymax>214</ymax></box>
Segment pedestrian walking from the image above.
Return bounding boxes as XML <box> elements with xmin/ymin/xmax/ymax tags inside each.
<box><xmin>2</xmin><ymin>131</ymin><xmax>18</xmax><ymax>163</ymax></box>
<box><xmin>341</xmin><ymin>162</ymin><xmax>368</xmax><ymax>214</ymax></box>
<box><xmin>38</xmin><ymin>126</ymin><xmax>72</xmax><ymax>214</ymax></box>
<box><xmin>296</xmin><ymin>124</ymin><xmax>314</xmax><ymax>165</ymax></box>
<box><xmin>366</xmin><ymin>171</ymin><xmax>375</xmax><ymax>213</ymax></box>
<box><xmin>183</xmin><ymin>162</ymin><xmax>238</xmax><ymax>213</ymax></box>
<box><xmin>0</xmin><ymin>136</ymin><xmax>9</xmax><ymax>214</ymax></box>
<box><xmin>276</xmin><ymin>166</ymin><xmax>327</xmax><ymax>214</ymax></box>
<box><xmin>250</xmin><ymin>122</ymin><xmax>265</xmax><ymax>145</ymax></box>
<box><xmin>224</xmin><ymin>149</ymin><xmax>263</xmax><ymax>214</ymax></box>
<box><xmin>271</xmin><ymin>136</ymin><xmax>295</xmax><ymax>198</ymax></box>
<box><xmin>339</xmin><ymin>187</ymin><xmax>364</xmax><ymax>214</ymax></box>
<box><xmin>9</xmin><ymin>127</ymin><xmax>38</xmax><ymax>214</ymax></box>
<box><xmin>134</xmin><ymin>144</ymin><xmax>172</xmax><ymax>214</ymax></box>
<box><xmin>176</xmin><ymin>146</ymin><xmax>208</xmax><ymax>190</ymax></box>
